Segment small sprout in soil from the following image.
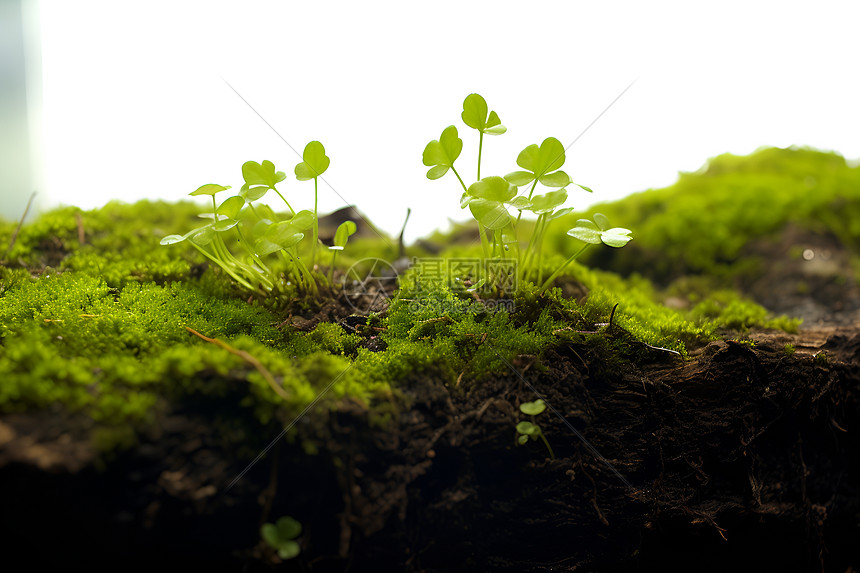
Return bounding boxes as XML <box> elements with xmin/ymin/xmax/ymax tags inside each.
<box><xmin>261</xmin><ymin>515</ymin><xmax>302</xmax><ymax>560</ymax></box>
<box><xmin>516</xmin><ymin>399</ymin><xmax>555</xmax><ymax>460</ymax></box>
<box><xmin>814</xmin><ymin>350</ymin><xmax>828</xmax><ymax>364</ymax></box>
<box><xmin>424</xmin><ymin>94</ymin><xmax>630</xmax><ymax>293</ymax></box>
<box><xmin>161</xmin><ymin>149</ymin><xmax>353</xmax><ymax>300</ymax></box>
<box><xmin>783</xmin><ymin>343</ymin><xmax>796</xmax><ymax>356</ymax></box>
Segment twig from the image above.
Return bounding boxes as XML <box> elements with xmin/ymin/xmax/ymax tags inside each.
<box><xmin>185</xmin><ymin>326</ymin><xmax>290</xmax><ymax>401</ymax></box>
<box><xmin>4</xmin><ymin>191</ymin><xmax>36</xmax><ymax>262</ymax></box>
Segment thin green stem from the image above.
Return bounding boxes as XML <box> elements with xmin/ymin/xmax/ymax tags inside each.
<box><xmin>273</xmin><ymin>187</ymin><xmax>295</xmax><ymax>216</ymax></box>
<box><xmin>538</xmin><ymin>429</ymin><xmax>555</xmax><ymax>460</ymax></box>
<box><xmin>538</xmin><ymin>244</ymin><xmax>590</xmax><ymax>294</ymax></box>
<box><xmin>514</xmin><ymin>181</ymin><xmax>540</xmax><ymax>229</ymax></box>
<box><xmin>235</xmin><ymin>226</ymin><xmax>271</xmax><ymax>275</ymax></box>
<box><xmin>189</xmin><ymin>242</ymin><xmax>256</xmax><ymax>291</ymax></box>
<box><xmin>477</xmin><ymin>131</ymin><xmax>484</xmax><ymax>181</ymax></box>
<box><xmin>328</xmin><ymin>249</ymin><xmax>338</xmax><ymax>285</ymax></box>
<box><xmin>478</xmin><ymin>225</ymin><xmax>490</xmax><ymax>261</ymax></box>
<box><xmin>451</xmin><ymin>166</ymin><xmax>468</xmax><ymax>193</ymax></box>
<box><xmin>311</xmin><ymin>177</ymin><xmax>319</xmax><ymax>269</ymax></box>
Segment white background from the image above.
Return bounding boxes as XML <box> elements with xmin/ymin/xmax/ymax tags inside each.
<box><xmin>35</xmin><ymin>0</ymin><xmax>860</xmax><ymax>241</ymax></box>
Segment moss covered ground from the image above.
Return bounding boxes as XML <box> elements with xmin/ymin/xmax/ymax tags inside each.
<box><xmin>2</xmin><ymin>147</ymin><xmax>853</xmax><ymax>454</ymax></box>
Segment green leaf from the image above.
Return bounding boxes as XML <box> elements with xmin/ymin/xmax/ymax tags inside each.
<box><xmin>601</xmin><ymin>227</ymin><xmax>633</xmax><ymax>248</ymax></box>
<box><xmin>242</xmin><ymin>160</ymin><xmax>286</xmax><ymax>188</ymax></box>
<box><xmin>256</xmin><ymin>233</ymin><xmax>304</xmax><ymax>256</ymax></box>
<box><xmin>274</xmin><ymin>516</ymin><xmax>302</xmax><ymax>540</ymax></box>
<box><xmin>295</xmin><ymin>141</ymin><xmax>330</xmax><ymax>180</ymax></box>
<box><xmin>261</xmin><ymin>523</ymin><xmax>279</xmax><ymax>548</ymax></box>
<box><xmin>538</xmin><ymin>170</ymin><xmax>572</xmax><ymax>188</ymax></box>
<box><xmin>217</xmin><ymin>196</ymin><xmax>246</xmax><ymax>219</ymax></box>
<box><xmin>277</xmin><ymin>541</ymin><xmax>300</xmax><ymax>560</ymax></box>
<box><xmin>593</xmin><ymin>212</ymin><xmax>610</xmax><ymax>231</ymax></box>
<box><xmin>333</xmin><ymin>220</ymin><xmax>357</xmax><ymax>248</ymax></box>
<box><xmin>213</xmin><ymin>219</ymin><xmax>239</xmax><ymax>232</ymax></box>
<box><xmin>509</xmin><ymin>196</ymin><xmax>532</xmax><ymax>210</ymax></box>
<box><xmin>422</xmin><ymin>125</ymin><xmax>462</xmax><ymax>179</ymax></box>
<box><xmin>516</xmin><ymin>421</ymin><xmax>539</xmax><ymax>436</ymax></box>
<box><xmin>467</xmin><ymin>176</ymin><xmax>517</xmax><ymax>202</ymax></box>
<box><xmin>461</xmin><ymin>93</ymin><xmax>507</xmax><ymax>135</ymax></box>
<box><xmin>159</xmin><ymin>234</ymin><xmax>186</xmax><ymax>245</ymax></box>
<box><xmin>504</xmin><ymin>171</ymin><xmax>535</xmax><ymax>187</ymax></box>
<box><xmin>515</xmin><ymin>137</ymin><xmax>566</xmax><ymax>181</ymax></box>
<box><xmin>547</xmin><ymin>206</ymin><xmax>574</xmax><ymax>221</ymax></box>
<box><xmin>517</xmin><ymin>434</ymin><xmax>529</xmax><ymax>445</ymax></box>
<box><xmin>527</xmin><ymin>189</ymin><xmax>567</xmax><ymax>214</ymax></box>
<box><xmin>567</xmin><ymin>219</ymin><xmax>603</xmax><ymax>244</ymax></box>
<box><xmin>289</xmin><ymin>210</ymin><xmax>315</xmax><ymax>231</ymax></box>
<box><xmin>573</xmin><ymin>182</ymin><xmax>593</xmax><ymax>193</ymax></box>
<box><xmin>240</xmin><ymin>184</ymin><xmax>269</xmax><ymax>202</ymax></box>
<box><xmin>190</xmin><ymin>183</ymin><xmax>231</xmax><ymax>196</ymax></box>
<box><xmin>519</xmin><ymin>399</ymin><xmax>546</xmax><ymax>416</ymax></box>
<box><xmin>188</xmin><ymin>225</ymin><xmax>215</xmax><ymax>246</ymax></box>
<box><xmin>468</xmin><ymin>198</ymin><xmax>511</xmax><ymax>230</ymax></box>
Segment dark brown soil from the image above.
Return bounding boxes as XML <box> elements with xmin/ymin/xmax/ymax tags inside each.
<box><xmin>2</xmin><ymin>323</ymin><xmax>858</xmax><ymax>572</ymax></box>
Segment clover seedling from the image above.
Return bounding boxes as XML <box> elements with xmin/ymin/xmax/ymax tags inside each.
<box><xmin>539</xmin><ymin>213</ymin><xmax>633</xmax><ymax>293</ymax></box>
<box><xmin>294</xmin><ymin>141</ymin><xmax>331</xmax><ymax>269</ymax></box>
<box><xmin>424</xmin><ymin>94</ymin><xmax>614</xmax><ymax>293</ymax></box>
<box><xmin>516</xmin><ymin>399</ymin><xmax>555</xmax><ymax>460</ymax></box>
<box><xmin>328</xmin><ymin>220</ymin><xmax>357</xmax><ymax>283</ymax></box>
<box><xmin>261</xmin><ymin>516</ymin><xmax>302</xmax><ymax>560</ymax></box>
<box><xmin>161</xmin><ymin>150</ymin><xmax>347</xmax><ymax>298</ymax></box>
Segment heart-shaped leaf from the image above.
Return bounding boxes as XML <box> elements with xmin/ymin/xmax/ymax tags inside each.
<box><xmin>295</xmin><ymin>141</ymin><xmax>330</xmax><ymax>181</ymax></box>
<box><xmin>333</xmin><ymin>220</ymin><xmax>357</xmax><ymax>248</ymax></box>
<box><xmin>600</xmin><ymin>227</ymin><xmax>633</xmax><ymax>247</ymax></box>
<box><xmin>568</xmin><ymin>214</ymin><xmax>633</xmax><ymax>247</ymax></box>
<box><xmin>188</xmin><ymin>225</ymin><xmax>215</xmax><ymax>246</ymax></box>
<box><xmin>509</xmin><ymin>196</ymin><xmax>532</xmax><ymax>210</ymax></box>
<box><xmin>519</xmin><ymin>399</ymin><xmax>546</xmax><ymax>416</ymax></box>
<box><xmin>527</xmin><ymin>189</ymin><xmax>567</xmax><ymax>215</ymax></box>
<box><xmin>516</xmin><ymin>421</ymin><xmax>539</xmax><ymax>436</ymax></box>
<box><xmin>243</xmin><ymin>160</ymin><xmax>286</xmax><ymax>188</ymax></box>
<box><xmin>538</xmin><ymin>170</ymin><xmax>572</xmax><ymax>189</ymax></box>
<box><xmin>422</xmin><ymin>125</ymin><xmax>462</xmax><ymax>180</ymax></box>
<box><xmin>217</xmin><ymin>196</ymin><xmax>245</xmax><ymax>220</ymax></box>
<box><xmin>256</xmin><ymin>232</ymin><xmax>304</xmax><ymax>256</ymax></box>
<box><xmin>467</xmin><ymin>176</ymin><xmax>517</xmax><ymax>202</ymax></box>
<box><xmin>461</xmin><ymin>93</ymin><xmax>507</xmax><ymax>136</ymax></box>
<box><xmin>506</xmin><ymin>137</ymin><xmax>567</xmax><ymax>188</ymax></box>
<box><xmin>289</xmin><ymin>210</ymin><xmax>315</xmax><ymax>231</ymax></box>
<box><xmin>468</xmin><ymin>198</ymin><xmax>511</xmax><ymax>230</ymax></box>
<box><xmin>567</xmin><ymin>219</ymin><xmax>603</xmax><ymax>244</ymax></box>
<box><xmin>159</xmin><ymin>234</ymin><xmax>186</xmax><ymax>245</ymax></box>
<box><xmin>261</xmin><ymin>516</ymin><xmax>302</xmax><ymax>560</ymax></box>
<box><xmin>190</xmin><ymin>183</ymin><xmax>231</xmax><ymax>196</ymax></box>
<box><xmin>277</xmin><ymin>541</ymin><xmax>300</xmax><ymax>560</ymax></box>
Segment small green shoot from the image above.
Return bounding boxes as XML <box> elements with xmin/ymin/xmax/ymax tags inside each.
<box><xmin>161</xmin><ymin>149</ymin><xmax>352</xmax><ymax>300</ymax></box>
<box><xmin>516</xmin><ymin>399</ymin><xmax>555</xmax><ymax>460</ymax></box>
<box><xmin>424</xmin><ymin>94</ymin><xmax>631</xmax><ymax>293</ymax></box>
<box><xmin>783</xmin><ymin>343</ymin><xmax>796</xmax><ymax>356</ymax></box>
<box><xmin>814</xmin><ymin>351</ymin><xmax>828</xmax><ymax>364</ymax></box>
<box><xmin>261</xmin><ymin>516</ymin><xmax>302</xmax><ymax>560</ymax></box>
<box><xmin>328</xmin><ymin>220</ymin><xmax>357</xmax><ymax>283</ymax></box>
<box><xmin>295</xmin><ymin>141</ymin><xmax>331</xmax><ymax>269</ymax></box>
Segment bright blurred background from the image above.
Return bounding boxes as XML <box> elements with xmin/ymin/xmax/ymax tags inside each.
<box><xmin>3</xmin><ymin>0</ymin><xmax>859</xmax><ymax>241</ymax></box>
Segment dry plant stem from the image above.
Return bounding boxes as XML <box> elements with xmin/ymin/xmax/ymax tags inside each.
<box><xmin>4</xmin><ymin>191</ymin><xmax>36</xmax><ymax>261</ymax></box>
<box><xmin>185</xmin><ymin>326</ymin><xmax>291</xmax><ymax>401</ymax></box>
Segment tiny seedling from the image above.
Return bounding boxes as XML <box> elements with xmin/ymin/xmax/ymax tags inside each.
<box><xmin>424</xmin><ymin>94</ymin><xmax>631</xmax><ymax>293</ymax></box>
<box><xmin>161</xmin><ymin>146</ymin><xmax>352</xmax><ymax>299</ymax></box>
<box><xmin>516</xmin><ymin>399</ymin><xmax>555</xmax><ymax>460</ymax></box>
<box><xmin>261</xmin><ymin>516</ymin><xmax>302</xmax><ymax>560</ymax></box>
